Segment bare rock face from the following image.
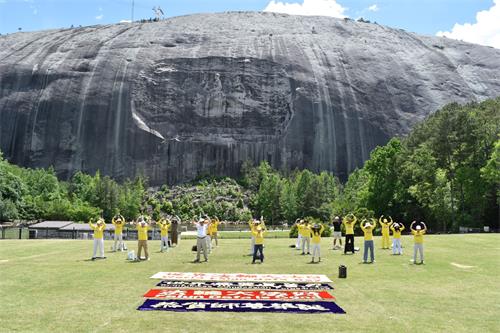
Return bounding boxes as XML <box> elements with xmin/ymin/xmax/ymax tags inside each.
<box><xmin>1</xmin><ymin>12</ymin><xmax>499</xmax><ymax>184</ymax></box>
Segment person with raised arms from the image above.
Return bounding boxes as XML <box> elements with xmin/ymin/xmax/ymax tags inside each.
<box><xmin>310</xmin><ymin>223</ymin><xmax>325</xmax><ymax>263</ymax></box>
<box><xmin>411</xmin><ymin>221</ymin><xmax>427</xmax><ymax>264</ymax></box>
<box><xmin>158</xmin><ymin>217</ymin><xmax>171</xmax><ymax>253</ymax></box>
<box><xmin>390</xmin><ymin>221</ymin><xmax>405</xmax><ymax>255</ymax></box>
<box><xmin>360</xmin><ymin>218</ymin><xmax>377</xmax><ymax>263</ymax></box>
<box><xmin>133</xmin><ymin>215</ymin><xmax>151</xmax><ymax>261</ymax></box>
<box><xmin>379</xmin><ymin>215</ymin><xmax>393</xmax><ymax>249</ymax></box>
<box><xmin>193</xmin><ymin>218</ymin><xmax>210</xmax><ymax>263</ymax></box>
<box><xmin>252</xmin><ymin>224</ymin><xmax>266</xmax><ymax>264</ymax></box>
<box><xmin>89</xmin><ymin>217</ymin><xmax>106</xmax><ymax>260</ymax></box>
<box><xmin>248</xmin><ymin>218</ymin><xmax>260</xmax><ymax>256</ymax></box>
<box><xmin>299</xmin><ymin>219</ymin><xmax>312</xmax><ymax>255</ymax></box>
<box><xmin>343</xmin><ymin>213</ymin><xmax>357</xmax><ymax>254</ymax></box>
<box><xmin>209</xmin><ymin>216</ymin><xmax>221</xmax><ymax>247</ymax></box>
<box><xmin>111</xmin><ymin>214</ymin><xmax>126</xmax><ymax>252</ymax></box>
<box><xmin>331</xmin><ymin>216</ymin><xmax>343</xmax><ymax>250</ymax></box>
<box><xmin>294</xmin><ymin>218</ymin><xmax>303</xmax><ymax>250</ymax></box>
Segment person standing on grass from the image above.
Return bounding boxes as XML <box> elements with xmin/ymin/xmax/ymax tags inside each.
<box><xmin>89</xmin><ymin>218</ymin><xmax>106</xmax><ymax>260</ymax></box>
<box><xmin>310</xmin><ymin>223</ymin><xmax>325</xmax><ymax>263</ymax></box>
<box><xmin>193</xmin><ymin>218</ymin><xmax>209</xmax><ymax>262</ymax></box>
<box><xmin>390</xmin><ymin>222</ymin><xmax>405</xmax><ymax>255</ymax></box>
<box><xmin>343</xmin><ymin>213</ymin><xmax>357</xmax><ymax>254</ymax></box>
<box><xmin>360</xmin><ymin>219</ymin><xmax>376</xmax><ymax>263</ymax></box>
<box><xmin>294</xmin><ymin>218</ymin><xmax>303</xmax><ymax>250</ymax></box>
<box><xmin>133</xmin><ymin>216</ymin><xmax>151</xmax><ymax>261</ymax></box>
<box><xmin>111</xmin><ymin>214</ymin><xmax>126</xmax><ymax>252</ymax></box>
<box><xmin>299</xmin><ymin>219</ymin><xmax>312</xmax><ymax>255</ymax></box>
<box><xmin>411</xmin><ymin>221</ymin><xmax>427</xmax><ymax>264</ymax></box>
<box><xmin>158</xmin><ymin>217</ymin><xmax>171</xmax><ymax>253</ymax></box>
<box><xmin>331</xmin><ymin>216</ymin><xmax>343</xmax><ymax>250</ymax></box>
<box><xmin>252</xmin><ymin>225</ymin><xmax>266</xmax><ymax>264</ymax></box>
<box><xmin>379</xmin><ymin>215</ymin><xmax>393</xmax><ymax>249</ymax></box>
<box><xmin>210</xmin><ymin>217</ymin><xmax>221</xmax><ymax>247</ymax></box>
<box><xmin>248</xmin><ymin>218</ymin><xmax>260</xmax><ymax>256</ymax></box>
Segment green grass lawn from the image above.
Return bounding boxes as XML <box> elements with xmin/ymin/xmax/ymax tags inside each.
<box><xmin>0</xmin><ymin>234</ymin><xmax>499</xmax><ymax>333</ymax></box>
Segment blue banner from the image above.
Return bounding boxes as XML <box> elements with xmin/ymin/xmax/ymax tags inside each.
<box><xmin>155</xmin><ymin>280</ymin><xmax>333</xmax><ymax>290</ymax></box>
<box><xmin>138</xmin><ymin>299</ymin><xmax>345</xmax><ymax>314</ymax></box>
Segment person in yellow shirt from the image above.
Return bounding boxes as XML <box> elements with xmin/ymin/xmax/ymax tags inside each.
<box><xmin>294</xmin><ymin>219</ymin><xmax>303</xmax><ymax>250</ymax></box>
<box><xmin>360</xmin><ymin>218</ymin><xmax>377</xmax><ymax>263</ymax></box>
<box><xmin>343</xmin><ymin>213</ymin><xmax>357</xmax><ymax>254</ymax></box>
<box><xmin>111</xmin><ymin>214</ymin><xmax>126</xmax><ymax>252</ymax></box>
<box><xmin>248</xmin><ymin>218</ymin><xmax>263</xmax><ymax>256</ymax></box>
<box><xmin>299</xmin><ymin>220</ymin><xmax>312</xmax><ymax>255</ymax></box>
<box><xmin>252</xmin><ymin>225</ymin><xmax>266</xmax><ymax>264</ymax></box>
<box><xmin>89</xmin><ymin>218</ymin><xmax>107</xmax><ymax>260</ymax></box>
<box><xmin>134</xmin><ymin>216</ymin><xmax>150</xmax><ymax>261</ymax></box>
<box><xmin>411</xmin><ymin>221</ymin><xmax>427</xmax><ymax>264</ymax></box>
<box><xmin>379</xmin><ymin>215</ymin><xmax>393</xmax><ymax>249</ymax></box>
<box><xmin>310</xmin><ymin>224</ymin><xmax>325</xmax><ymax>263</ymax></box>
<box><xmin>390</xmin><ymin>222</ymin><xmax>405</xmax><ymax>255</ymax></box>
<box><xmin>209</xmin><ymin>217</ymin><xmax>221</xmax><ymax>247</ymax></box>
<box><xmin>158</xmin><ymin>217</ymin><xmax>171</xmax><ymax>253</ymax></box>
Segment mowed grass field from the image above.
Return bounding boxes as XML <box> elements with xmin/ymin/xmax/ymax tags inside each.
<box><xmin>0</xmin><ymin>234</ymin><xmax>499</xmax><ymax>333</ymax></box>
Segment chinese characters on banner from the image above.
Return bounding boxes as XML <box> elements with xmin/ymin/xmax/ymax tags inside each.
<box><xmin>144</xmin><ymin>289</ymin><xmax>335</xmax><ymax>301</ymax></box>
<box><xmin>138</xmin><ymin>299</ymin><xmax>346</xmax><ymax>314</ymax></box>
<box><xmin>150</xmin><ymin>272</ymin><xmax>332</xmax><ymax>283</ymax></box>
<box><xmin>156</xmin><ymin>280</ymin><xmax>334</xmax><ymax>290</ymax></box>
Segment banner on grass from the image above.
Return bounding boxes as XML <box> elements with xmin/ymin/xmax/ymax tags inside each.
<box><xmin>150</xmin><ymin>272</ymin><xmax>332</xmax><ymax>283</ymax></box>
<box><xmin>144</xmin><ymin>289</ymin><xmax>334</xmax><ymax>301</ymax></box>
<box><xmin>156</xmin><ymin>280</ymin><xmax>333</xmax><ymax>291</ymax></box>
<box><xmin>138</xmin><ymin>299</ymin><xmax>345</xmax><ymax>314</ymax></box>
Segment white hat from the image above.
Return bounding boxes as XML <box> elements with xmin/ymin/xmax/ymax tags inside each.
<box><xmin>416</xmin><ymin>225</ymin><xmax>422</xmax><ymax>230</ymax></box>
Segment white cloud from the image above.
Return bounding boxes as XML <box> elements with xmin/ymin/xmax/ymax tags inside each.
<box><xmin>263</xmin><ymin>0</ymin><xmax>347</xmax><ymax>18</ymax></box>
<box><xmin>120</xmin><ymin>20</ymin><xmax>132</xmax><ymax>23</ymax></box>
<box><xmin>95</xmin><ymin>14</ymin><xmax>103</xmax><ymax>20</ymax></box>
<box><xmin>436</xmin><ymin>0</ymin><xmax>500</xmax><ymax>49</ymax></box>
<box><xmin>367</xmin><ymin>4</ymin><xmax>378</xmax><ymax>12</ymax></box>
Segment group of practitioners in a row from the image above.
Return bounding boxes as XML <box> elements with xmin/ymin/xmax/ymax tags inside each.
<box><xmin>294</xmin><ymin>214</ymin><xmax>427</xmax><ymax>264</ymax></box>
<box><xmin>88</xmin><ymin>214</ymin><xmax>222</xmax><ymax>262</ymax></box>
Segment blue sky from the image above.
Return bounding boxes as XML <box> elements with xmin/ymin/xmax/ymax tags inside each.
<box><xmin>0</xmin><ymin>0</ymin><xmax>498</xmax><ymax>48</ymax></box>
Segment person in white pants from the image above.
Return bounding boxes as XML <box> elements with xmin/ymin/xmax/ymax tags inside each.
<box><xmin>294</xmin><ymin>219</ymin><xmax>303</xmax><ymax>250</ymax></box>
<box><xmin>112</xmin><ymin>214</ymin><xmax>126</xmax><ymax>252</ymax></box>
<box><xmin>159</xmin><ymin>217</ymin><xmax>171</xmax><ymax>252</ymax></box>
<box><xmin>310</xmin><ymin>224</ymin><xmax>325</xmax><ymax>263</ymax></box>
<box><xmin>411</xmin><ymin>221</ymin><xmax>427</xmax><ymax>264</ymax></box>
<box><xmin>89</xmin><ymin>218</ymin><xmax>106</xmax><ymax>260</ymax></box>
<box><xmin>390</xmin><ymin>222</ymin><xmax>405</xmax><ymax>255</ymax></box>
<box><xmin>299</xmin><ymin>221</ymin><xmax>312</xmax><ymax>255</ymax></box>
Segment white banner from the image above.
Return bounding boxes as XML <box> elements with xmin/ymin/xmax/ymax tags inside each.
<box><xmin>150</xmin><ymin>272</ymin><xmax>332</xmax><ymax>283</ymax></box>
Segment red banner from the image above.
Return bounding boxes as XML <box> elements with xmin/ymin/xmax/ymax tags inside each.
<box><xmin>144</xmin><ymin>289</ymin><xmax>334</xmax><ymax>301</ymax></box>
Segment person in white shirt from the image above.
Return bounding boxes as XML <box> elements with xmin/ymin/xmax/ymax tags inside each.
<box><xmin>193</xmin><ymin>218</ymin><xmax>210</xmax><ymax>262</ymax></box>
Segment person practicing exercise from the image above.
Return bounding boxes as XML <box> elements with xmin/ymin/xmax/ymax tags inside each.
<box><xmin>252</xmin><ymin>225</ymin><xmax>266</xmax><ymax>264</ymax></box>
<box><xmin>411</xmin><ymin>221</ymin><xmax>427</xmax><ymax>264</ymax></box>
<box><xmin>294</xmin><ymin>219</ymin><xmax>303</xmax><ymax>250</ymax></box>
<box><xmin>310</xmin><ymin>223</ymin><xmax>325</xmax><ymax>263</ymax></box>
<box><xmin>343</xmin><ymin>213</ymin><xmax>357</xmax><ymax>254</ymax></box>
<box><xmin>209</xmin><ymin>217</ymin><xmax>221</xmax><ymax>247</ymax></box>
<box><xmin>89</xmin><ymin>218</ymin><xmax>107</xmax><ymax>260</ymax></box>
<box><xmin>133</xmin><ymin>216</ymin><xmax>151</xmax><ymax>261</ymax></box>
<box><xmin>379</xmin><ymin>215</ymin><xmax>393</xmax><ymax>249</ymax></box>
<box><xmin>331</xmin><ymin>216</ymin><xmax>343</xmax><ymax>250</ymax></box>
<box><xmin>193</xmin><ymin>218</ymin><xmax>210</xmax><ymax>263</ymax></box>
<box><xmin>390</xmin><ymin>222</ymin><xmax>405</xmax><ymax>255</ymax></box>
<box><xmin>158</xmin><ymin>217</ymin><xmax>171</xmax><ymax>253</ymax></box>
<box><xmin>360</xmin><ymin>218</ymin><xmax>377</xmax><ymax>263</ymax></box>
<box><xmin>299</xmin><ymin>219</ymin><xmax>312</xmax><ymax>255</ymax></box>
<box><xmin>111</xmin><ymin>214</ymin><xmax>126</xmax><ymax>252</ymax></box>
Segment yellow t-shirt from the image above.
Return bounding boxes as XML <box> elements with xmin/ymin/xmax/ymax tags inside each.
<box><xmin>343</xmin><ymin>218</ymin><xmax>356</xmax><ymax>235</ymax></box>
<box><xmin>311</xmin><ymin>226</ymin><xmax>325</xmax><ymax>244</ymax></box>
<box><xmin>412</xmin><ymin>229</ymin><xmax>426</xmax><ymax>244</ymax></box>
<box><xmin>209</xmin><ymin>221</ymin><xmax>220</xmax><ymax>235</ymax></box>
<box><xmin>380</xmin><ymin>221</ymin><xmax>391</xmax><ymax>235</ymax></box>
<box><xmin>299</xmin><ymin>224</ymin><xmax>312</xmax><ymax>237</ymax></box>
<box><xmin>112</xmin><ymin>220</ymin><xmax>124</xmax><ymax>235</ymax></box>
<box><xmin>159</xmin><ymin>222</ymin><xmax>171</xmax><ymax>237</ymax></box>
<box><xmin>391</xmin><ymin>225</ymin><xmax>405</xmax><ymax>239</ymax></box>
<box><xmin>360</xmin><ymin>223</ymin><xmax>375</xmax><ymax>241</ymax></box>
<box><xmin>252</xmin><ymin>229</ymin><xmax>266</xmax><ymax>245</ymax></box>
<box><xmin>89</xmin><ymin>222</ymin><xmax>106</xmax><ymax>239</ymax></box>
<box><xmin>137</xmin><ymin>224</ymin><xmax>149</xmax><ymax>241</ymax></box>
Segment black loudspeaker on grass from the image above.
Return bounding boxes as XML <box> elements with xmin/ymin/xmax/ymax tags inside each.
<box><xmin>192</xmin><ymin>245</ymin><xmax>197</xmax><ymax>252</ymax></box>
<box><xmin>338</xmin><ymin>265</ymin><xmax>347</xmax><ymax>279</ymax></box>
